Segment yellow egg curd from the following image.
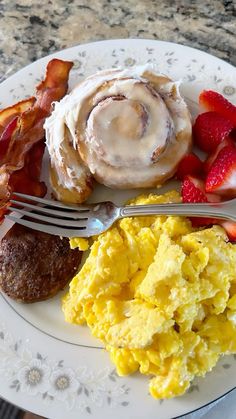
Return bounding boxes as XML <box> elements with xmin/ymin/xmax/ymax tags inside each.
<box><xmin>62</xmin><ymin>191</ymin><xmax>236</xmax><ymax>399</ymax></box>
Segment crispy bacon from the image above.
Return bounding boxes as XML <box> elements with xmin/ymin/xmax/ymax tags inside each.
<box><xmin>0</xmin><ymin>117</ymin><xmax>18</xmax><ymax>160</ymax></box>
<box><xmin>9</xmin><ymin>142</ymin><xmax>47</xmax><ymax>197</ymax></box>
<box><xmin>0</xmin><ymin>98</ymin><xmax>36</xmax><ymax>135</ymax></box>
<box><xmin>0</xmin><ymin>59</ymin><xmax>73</xmax><ymax>221</ymax></box>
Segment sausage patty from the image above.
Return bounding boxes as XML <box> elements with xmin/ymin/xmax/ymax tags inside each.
<box><xmin>0</xmin><ymin>223</ymin><xmax>82</xmax><ymax>303</ymax></box>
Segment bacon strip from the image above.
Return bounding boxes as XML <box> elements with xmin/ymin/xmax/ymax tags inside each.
<box><xmin>9</xmin><ymin>142</ymin><xmax>47</xmax><ymax>197</ymax></box>
<box><xmin>0</xmin><ymin>59</ymin><xmax>73</xmax><ymax>221</ymax></box>
<box><xmin>0</xmin><ymin>97</ymin><xmax>36</xmax><ymax>135</ymax></box>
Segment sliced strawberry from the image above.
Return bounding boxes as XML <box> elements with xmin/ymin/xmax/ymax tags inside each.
<box><xmin>182</xmin><ymin>176</ymin><xmax>208</xmax><ymax>203</ymax></box>
<box><xmin>176</xmin><ymin>153</ymin><xmax>203</xmax><ymax>180</ymax></box>
<box><xmin>181</xmin><ymin>175</ymin><xmax>220</xmax><ymax>226</ymax></box>
<box><xmin>199</xmin><ymin>90</ymin><xmax>236</xmax><ymax>127</ymax></box>
<box><xmin>193</xmin><ymin>111</ymin><xmax>234</xmax><ymax>153</ymax></box>
<box><xmin>220</xmin><ymin>221</ymin><xmax>236</xmax><ymax>242</ymax></box>
<box><xmin>204</xmin><ymin>137</ymin><xmax>235</xmax><ymax>174</ymax></box>
<box><xmin>205</xmin><ymin>145</ymin><xmax>236</xmax><ymax>197</ymax></box>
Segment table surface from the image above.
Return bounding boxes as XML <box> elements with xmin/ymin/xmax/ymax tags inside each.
<box><xmin>0</xmin><ymin>1</ymin><xmax>236</xmax><ymax>418</ymax></box>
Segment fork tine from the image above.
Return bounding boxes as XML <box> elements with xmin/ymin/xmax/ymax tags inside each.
<box><xmin>6</xmin><ymin>214</ymin><xmax>89</xmax><ymax>238</ymax></box>
<box><xmin>10</xmin><ymin>199</ymin><xmax>89</xmax><ymax>220</ymax></box>
<box><xmin>10</xmin><ymin>207</ymin><xmax>88</xmax><ymax>228</ymax></box>
<box><xmin>13</xmin><ymin>192</ymin><xmax>91</xmax><ymax>212</ymax></box>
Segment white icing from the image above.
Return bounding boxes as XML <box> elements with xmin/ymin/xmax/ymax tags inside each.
<box><xmin>44</xmin><ymin>66</ymin><xmax>192</xmax><ymax>193</ymax></box>
<box><xmin>85</xmin><ymin>81</ymin><xmax>173</xmax><ymax>168</ymax></box>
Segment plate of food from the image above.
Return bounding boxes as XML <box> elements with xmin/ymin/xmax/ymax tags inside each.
<box><xmin>0</xmin><ymin>39</ymin><xmax>236</xmax><ymax>419</ymax></box>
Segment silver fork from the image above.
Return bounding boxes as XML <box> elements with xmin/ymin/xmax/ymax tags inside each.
<box><xmin>5</xmin><ymin>192</ymin><xmax>236</xmax><ymax>238</ymax></box>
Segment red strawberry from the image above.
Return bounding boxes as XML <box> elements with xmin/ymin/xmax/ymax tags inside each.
<box><xmin>205</xmin><ymin>145</ymin><xmax>236</xmax><ymax>197</ymax></box>
<box><xmin>181</xmin><ymin>175</ymin><xmax>220</xmax><ymax>226</ymax></box>
<box><xmin>182</xmin><ymin>176</ymin><xmax>207</xmax><ymax>203</ymax></box>
<box><xmin>204</xmin><ymin>137</ymin><xmax>235</xmax><ymax>174</ymax></box>
<box><xmin>193</xmin><ymin>111</ymin><xmax>234</xmax><ymax>153</ymax></box>
<box><xmin>176</xmin><ymin>153</ymin><xmax>203</xmax><ymax>180</ymax></box>
<box><xmin>220</xmin><ymin>221</ymin><xmax>236</xmax><ymax>242</ymax></box>
<box><xmin>199</xmin><ymin>90</ymin><xmax>236</xmax><ymax>127</ymax></box>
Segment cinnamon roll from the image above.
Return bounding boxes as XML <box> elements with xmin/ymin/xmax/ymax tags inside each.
<box><xmin>45</xmin><ymin>66</ymin><xmax>192</xmax><ymax>202</ymax></box>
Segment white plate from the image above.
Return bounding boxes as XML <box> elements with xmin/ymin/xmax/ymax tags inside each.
<box><xmin>0</xmin><ymin>39</ymin><xmax>236</xmax><ymax>419</ymax></box>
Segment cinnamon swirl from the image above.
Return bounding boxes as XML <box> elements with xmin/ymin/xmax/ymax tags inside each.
<box><xmin>45</xmin><ymin>66</ymin><xmax>192</xmax><ymax>202</ymax></box>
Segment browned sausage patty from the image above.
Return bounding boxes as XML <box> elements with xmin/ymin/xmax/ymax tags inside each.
<box><xmin>0</xmin><ymin>223</ymin><xmax>82</xmax><ymax>303</ymax></box>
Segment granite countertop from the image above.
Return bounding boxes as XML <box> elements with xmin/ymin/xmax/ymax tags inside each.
<box><xmin>0</xmin><ymin>0</ymin><xmax>235</xmax><ymax>82</ymax></box>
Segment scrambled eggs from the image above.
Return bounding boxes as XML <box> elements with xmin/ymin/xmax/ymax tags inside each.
<box><xmin>63</xmin><ymin>191</ymin><xmax>236</xmax><ymax>399</ymax></box>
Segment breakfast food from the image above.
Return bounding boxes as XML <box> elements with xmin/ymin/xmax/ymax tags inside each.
<box><xmin>193</xmin><ymin>111</ymin><xmax>234</xmax><ymax>153</ymax></box>
<box><xmin>181</xmin><ymin>175</ymin><xmax>220</xmax><ymax>226</ymax></box>
<box><xmin>45</xmin><ymin>66</ymin><xmax>192</xmax><ymax>203</ymax></box>
<box><xmin>0</xmin><ymin>223</ymin><xmax>82</xmax><ymax>303</ymax></box>
<box><xmin>0</xmin><ymin>58</ymin><xmax>73</xmax><ymax>221</ymax></box>
<box><xmin>176</xmin><ymin>153</ymin><xmax>203</xmax><ymax>180</ymax></box>
<box><xmin>206</xmin><ymin>144</ymin><xmax>236</xmax><ymax>195</ymax></box>
<box><xmin>62</xmin><ymin>190</ymin><xmax>236</xmax><ymax>399</ymax></box>
<box><xmin>199</xmin><ymin>89</ymin><xmax>236</xmax><ymax>125</ymax></box>
<box><xmin>2</xmin><ymin>55</ymin><xmax>236</xmax><ymax>403</ymax></box>
<box><xmin>181</xmin><ymin>90</ymin><xmax>236</xmax><ymax>238</ymax></box>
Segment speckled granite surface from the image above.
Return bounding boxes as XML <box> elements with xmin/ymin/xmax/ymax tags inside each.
<box><xmin>0</xmin><ymin>0</ymin><xmax>235</xmax><ymax>82</ymax></box>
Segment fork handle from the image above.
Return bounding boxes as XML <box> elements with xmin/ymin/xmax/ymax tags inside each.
<box><xmin>120</xmin><ymin>201</ymin><xmax>236</xmax><ymax>222</ymax></box>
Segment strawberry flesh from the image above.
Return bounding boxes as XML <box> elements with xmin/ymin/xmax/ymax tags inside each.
<box><xmin>180</xmin><ymin>90</ymin><xmax>236</xmax><ymax>240</ymax></box>
<box><xmin>176</xmin><ymin>153</ymin><xmax>203</xmax><ymax>180</ymax></box>
<box><xmin>205</xmin><ymin>145</ymin><xmax>236</xmax><ymax>197</ymax></box>
<box><xmin>204</xmin><ymin>137</ymin><xmax>235</xmax><ymax>174</ymax></box>
<box><xmin>220</xmin><ymin>221</ymin><xmax>236</xmax><ymax>242</ymax></box>
<box><xmin>193</xmin><ymin>111</ymin><xmax>234</xmax><ymax>153</ymax></box>
<box><xmin>181</xmin><ymin>175</ymin><xmax>219</xmax><ymax>226</ymax></box>
<box><xmin>182</xmin><ymin>176</ymin><xmax>208</xmax><ymax>203</ymax></box>
<box><xmin>199</xmin><ymin>90</ymin><xmax>236</xmax><ymax>127</ymax></box>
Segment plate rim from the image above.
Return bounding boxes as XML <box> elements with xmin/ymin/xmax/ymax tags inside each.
<box><xmin>0</xmin><ymin>38</ymin><xmax>235</xmax><ymax>88</ymax></box>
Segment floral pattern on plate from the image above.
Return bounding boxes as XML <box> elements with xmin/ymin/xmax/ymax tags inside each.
<box><xmin>0</xmin><ymin>323</ymin><xmax>130</xmax><ymax>413</ymax></box>
<box><xmin>2</xmin><ymin>42</ymin><xmax>236</xmax><ymax>107</ymax></box>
